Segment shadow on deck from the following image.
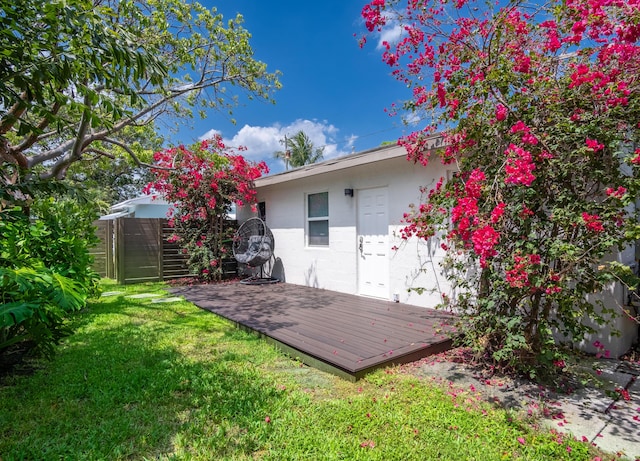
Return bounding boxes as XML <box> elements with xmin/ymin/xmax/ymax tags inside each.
<box><xmin>172</xmin><ymin>282</ymin><xmax>456</xmax><ymax>381</ymax></box>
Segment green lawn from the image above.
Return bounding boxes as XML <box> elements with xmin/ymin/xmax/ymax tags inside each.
<box><xmin>0</xmin><ymin>281</ymin><xmax>601</xmax><ymax>460</ymax></box>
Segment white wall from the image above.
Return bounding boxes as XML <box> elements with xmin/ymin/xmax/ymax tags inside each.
<box><xmin>574</xmin><ymin>246</ymin><xmax>638</xmax><ymax>358</ymax></box>
<box><xmin>131</xmin><ymin>204</ymin><xmax>171</xmax><ymax>219</ymax></box>
<box><xmin>244</xmin><ymin>154</ymin><xmax>451</xmax><ymax>309</ymax></box>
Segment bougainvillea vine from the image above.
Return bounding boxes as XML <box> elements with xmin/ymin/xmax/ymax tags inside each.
<box><xmin>144</xmin><ymin>137</ymin><xmax>268</xmax><ymax>281</ymax></box>
<box><xmin>362</xmin><ymin>0</ymin><xmax>640</xmax><ymax>372</ymax></box>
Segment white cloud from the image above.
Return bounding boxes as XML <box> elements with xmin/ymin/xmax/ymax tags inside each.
<box><xmin>345</xmin><ymin>134</ymin><xmax>359</xmax><ymax>152</ymax></box>
<box><xmin>377</xmin><ymin>23</ymin><xmax>404</xmax><ymax>49</ymax></box>
<box><xmin>363</xmin><ymin>9</ymin><xmax>405</xmax><ymax>50</ymax></box>
<box><xmin>198</xmin><ymin>128</ymin><xmax>221</xmax><ymax>141</ymax></box>
<box><xmin>223</xmin><ymin>124</ymin><xmax>283</xmax><ymax>156</ymax></box>
<box><xmin>200</xmin><ymin>119</ymin><xmax>353</xmax><ymax>170</ymax></box>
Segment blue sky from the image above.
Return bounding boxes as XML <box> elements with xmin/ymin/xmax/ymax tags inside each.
<box><xmin>168</xmin><ymin>1</ymin><xmax>411</xmax><ymax>174</ymax></box>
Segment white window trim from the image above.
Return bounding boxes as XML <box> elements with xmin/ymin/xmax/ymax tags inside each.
<box><xmin>306</xmin><ymin>191</ymin><xmax>329</xmax><ymax>247</ymax></box>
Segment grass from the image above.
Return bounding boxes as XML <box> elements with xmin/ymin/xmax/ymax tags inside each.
<box><xmin>0</xmin><ymin>280</ymin><xmax>603</xmax><ymax>460</ymax></box>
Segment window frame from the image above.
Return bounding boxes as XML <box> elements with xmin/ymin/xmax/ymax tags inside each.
<box><xmin>306</xmin><ymin>191</ymin><xmax>329</xmax><ymax>247</ymax></box>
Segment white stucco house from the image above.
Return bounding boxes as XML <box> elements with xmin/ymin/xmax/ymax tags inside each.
<box><xmin>237</xmin><ymin>141</ymin><xmax>453</xmax><ymax>308</ymax></box>
<box><xmin>238</xmin><ymin>141</ymin><xmax>638</xmax><ymax>358</ymax></box>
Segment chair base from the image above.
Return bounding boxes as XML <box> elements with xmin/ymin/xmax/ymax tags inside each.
<box><xmin>240</xmin><ymin>276</ymin><xmax>280</xmax><ymax>285</ymax></box>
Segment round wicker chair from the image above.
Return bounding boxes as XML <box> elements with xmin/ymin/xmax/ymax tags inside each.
<box><xmin>232</xmin><ymin>217</ymin><xmax>279</xmax><ymax>284</ymax></box>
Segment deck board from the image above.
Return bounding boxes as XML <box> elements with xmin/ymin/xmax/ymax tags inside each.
<box><xmin>172</xmin><ymin>282</ymin><xmax>456</xmax><ymax>380</ymax></box>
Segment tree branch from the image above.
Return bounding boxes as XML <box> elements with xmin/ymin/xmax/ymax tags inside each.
<box><xmin>83</xmin><ymin>148</ymin><xmax>115</xmax><ymax>160</ymax></box>
<box><xmin>0</xmin><ymin>94</ymin><xmax>28</xmax><ymax>136</ymax></box>
<box><xmin>12</xmin><ymin>101</ymin><xmax>62</xmax><ymax>153</ymax></box>
<box><xmin>102</xmin><ymin>137</ymin><xmax>172</xmax><ymax>170</ymax></box>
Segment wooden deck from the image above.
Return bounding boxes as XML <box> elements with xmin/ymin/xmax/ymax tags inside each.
<box><xmin>171</xmin><ymin>282</ymin><xmax>456</xmax><ymax>381</ymax></box>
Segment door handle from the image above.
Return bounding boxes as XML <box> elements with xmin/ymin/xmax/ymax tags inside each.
<box><xmin>359</xmin><ymin>236</ymin><xmax>363</xmax><ymax>254</ymax></box>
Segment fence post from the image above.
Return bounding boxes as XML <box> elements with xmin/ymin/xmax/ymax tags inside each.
<box><xmin>157</xmin><ymin>219</ymin><xmax>164</xmax><ymax>281</ymax></box>
<box><xmin>106</xmin><ymin>220</ymin><xmax>115</xmax><ymax>279</ymax></box>
<box><xmin>116</xmin><ymin>218</ymin><xmax>125</xmax><ymax>285</ymax></box>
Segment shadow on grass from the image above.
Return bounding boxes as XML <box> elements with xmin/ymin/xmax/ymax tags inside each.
<box><xmin>0</xmin><ymin>298</ymin><xmax>285</xmax><ymax>460</ymax></box>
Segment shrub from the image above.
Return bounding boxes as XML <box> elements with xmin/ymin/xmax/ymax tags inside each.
<box><xmin>362</xmin><ymin>0</ymin><xmax>640</xmax><ymax>374</ymax></box>
<box><xmin>145</xmin><ymin>138</ymin><xmax>268</xmax><ymax>282</ymax></box>
<box><xmin>0</xmin><ymin>197</ymin><xmax>100</xmax><ymax>358</ymax></box>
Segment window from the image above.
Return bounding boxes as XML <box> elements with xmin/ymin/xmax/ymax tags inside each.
<box><xmin>307</xmin><ymin>192</ymin><xmax>329</xmax><ymax>246</ymax></box>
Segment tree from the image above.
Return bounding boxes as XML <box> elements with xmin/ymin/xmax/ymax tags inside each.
<box><xmin>362</xmin><ymin>0</ymin><xmax>640</xmax><ymax>373</ymax></box>
<box><xmin>144</xmin><ymin>137</ymin><xmax>268</xmax><ymax>282</ymax></box>
<box><xmin>0</xmin><ymin>0</ymin><xmax>280</xmax><ymax>200</ymax></box>
<box><xmin>65</xmin><ymin>125</ymin><xmax>165</xmax><ymax>205</ymax></box>
<box><xmin>0</xmin><ymin>0</ymin><xmax>278</xmax><ymax>358</ymax></box>
<box><xmin>274</xmin><ymin>131</ymin><xmax>324</xmax><ymax>170</ymax></box>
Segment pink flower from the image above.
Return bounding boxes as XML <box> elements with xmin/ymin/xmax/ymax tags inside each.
<box><xmin>495</xmin><ymin>104</ymin><xmax>508</xmax><ymax>121</ymax></box>
<box><xmin>513</xmin><ymin>56</ymin><xmax>531</xmax><ymax>73</ymax></box>
<box><xmin>606</xmin><ymin>186</ymin><xmax>626</xmax><ymax>199</ymax></box>
<box><xmin>517</xmin><ymin>437</ymin><xmax>526</xmax><ymax>445</ymax></box>
<box><xmin>490</xmin><ymin>202</ymin><xmax>506</xmax><ymax>223</ymax></box>
<box><xmin>582</xmin><ymin>212</ymin><xmax>604</xmax><ymax>233</ymax></box>
<box><xmin>616</xmin><ymin>387</ymin><xmax>631</xmax><ymax>401</ymax></box>
<box><xmin>506</xmin><ymin>255</ymin><xmax>529</xmax><ymax>288</ymax></box>
<box><xmin>586</xmin><ymin>138</ymin><xmax>604</xmax><ymax>152</ymax></box>
<box><xmin>504</xmin><ymin>144</ymin><xmax>536</xmax><ymax>186</ymax></box>
<box><xmin>465</xmin><ymin>169</ymin><xmax>486</xmax><ymax>198</ymax></box>
<box><xmin>471</xmin><ymin>225</ymin><xmax>500</xmax><ymax>267</ymax></box>
<box><xmin>360</xmin><ymin>440</ymin><xmax>376</xmax><ymax>448</ymax></box>
<box><xmin>521</xmin><ymin>132</ymin><xmax>538</xmax><ymax>145</ymax></box>
<box><xmin>437</xmin><ymin>83</ymin><xmax>447</xmax><ymax>107</ymax></box>
<box><xmin>452</xmin><ymin>197</ymin><xmax>478</xmax><ymax>223</ymax></box>
<box><xmin>510</xmin><ymin>120</ymin><xmax>530</xmax><ymax>134</ymax></box>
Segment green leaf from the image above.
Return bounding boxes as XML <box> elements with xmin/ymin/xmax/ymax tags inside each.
<box><xmin>49</xmin><ymin>272</ymin><xmax>86</xmax><ymax>312</ymax></box>
<box><xmin>0</xmin><ymin>301</ymin><xmax>39</xmax><ymax>328</ymax></box>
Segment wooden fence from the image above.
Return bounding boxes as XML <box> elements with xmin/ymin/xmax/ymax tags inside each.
<box><xmin>90</xmin><ymin>220</ymin><xmax>115</xmax><ymax>279</ymax></box>
<box><xmin>91</xmin><ymin>218</ymin><xmax>238</xmax><ymax>284</ymax></box>
<box><xmin>91</xmin><ymin>218</ymin><xmax>191</xmax><ymax>284</ymax></box>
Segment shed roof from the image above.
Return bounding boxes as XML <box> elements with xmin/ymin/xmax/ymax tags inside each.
<box><xmin>110</xmin><ymin>195</ymin><xmax>169</xmax><ymax>208</ymax></box>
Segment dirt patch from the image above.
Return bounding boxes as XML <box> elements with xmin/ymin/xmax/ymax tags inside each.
<box><xmin>0</xmin><ymin>342</ymin><xmax>41</xmax><ymax>385</ymax></box>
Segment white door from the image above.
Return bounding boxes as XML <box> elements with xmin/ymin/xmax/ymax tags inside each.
<box><xmin>357</xmin><ymin>187</ymin><xmax>389</xmax><ymax>299</ymax></box>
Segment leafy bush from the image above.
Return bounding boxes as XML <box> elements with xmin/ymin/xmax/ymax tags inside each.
<box><xmin>29</xmin><ymin>197</ymin><xmax>101</xmax><ymax>296</ymax></box>
<box><xmin>0</xmin><ymin>197</ymin><xmax>100</xmax><ymax>358</ymax></box>
<box><xmin>0</xmin><ymin>265</ymin><xmax>86</xmax><ymax>358</ymax></box>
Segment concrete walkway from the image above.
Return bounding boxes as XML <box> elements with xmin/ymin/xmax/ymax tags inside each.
<box><xmin>408</xmin><ymin>353</ymin><xmax>639</xmax><ymax>460</ymax></box>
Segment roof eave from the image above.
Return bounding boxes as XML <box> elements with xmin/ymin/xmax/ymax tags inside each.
<box><xmin>255</xmin><ymin>136</ymin><xmax>444</xmax><ymax>188</ymax></box>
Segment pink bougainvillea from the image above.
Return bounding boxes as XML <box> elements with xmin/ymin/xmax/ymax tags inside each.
<box><xmin>504</xmin><ymin>144</ymin><xmax>536</xmax><ymax>186</ymax></box>
<box><xmin>145</xmin><ymin>137</ymin><xmax>268</xmax><ymax>281</ymax></box>
<box><xmin>362</xmin><ymin>0</ymin><xmax>640</xmax><ymax>369</ymax></box>
<box><xmin>582</xmin><ymin>213</ymin><xmax>605</xmax><ymax>233</ymax></box>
